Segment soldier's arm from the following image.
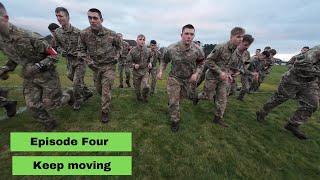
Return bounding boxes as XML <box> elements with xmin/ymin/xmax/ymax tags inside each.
<box><xmin>0</xmin><ymin>58</ymin><xmax>17</xmax><ymax>79</ymax></box>
<box><xmin>77</xmin><ymin>32</ymin><xmax>92</xmax><ymax>64</ymax></box>
<box><xmin>195</xmin><ymin>48</ymin><xmax>205</xmax><ymax>76</ymax></box>
<box><xmin>205</xmin><ymin>46</ymin><xmax>222</xmax><ymax>74</ymax></box>
<box><xmin>52</xmin><ymin>32</ymin><xmax>64</xmax><ymax>55</ymax></box>
<box><xmin>32</xmin><ymin>38</ymin><xmax>58</xmax><ymax>68</ymax></box>
<box><xmin>126</xmin><ymin>49</ymin><xmax>134</xmax><ymax>68</ymax></box>
<box><xmin>159</xmin><ymin>48</ymin><xmax>171</xmax><ymax>73</ymax></box>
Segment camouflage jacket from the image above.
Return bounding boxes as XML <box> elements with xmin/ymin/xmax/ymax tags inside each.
<box><xmin>149</xmin><ymin>49</ymin><xmax>161</xmax><ymax>69</ymax></box>
<box><xmin>247</xmin><ymin>58</ymin><xmax>266</xmax><ymax>76</ymax></box>
<box><xmin>77</xmin><ymin>26</ymin><xmax>122</xmax><ymax>66</ymax></box>
<box><xmin>229</xmin><ymin>49</ymin><xmax>251</xmax><ymax>75</ymax></box>
<box><xmin>287</xmin><ymin>53</ymin><xmax>305</xmax><ymax>70</ymax></box>
<box><xmin>205</xmin><ymin>41</ymin><xmax>237</xmax><ymax>79</ymax></box>
<box><xmin>288</xmin><ymin>45</ymin><xmax>320</xmax><ymax>81</ymax></box>
<box><xmin>127</xmin><ymin>45</ymin><xmax>151</xmax><ymax>75</ymax></box>
<box><xmin>163</xmin><ymin>41</ymin><xmax>205</xmax><ymax>80</ymax></box>
<box><xmin>0</xmin><ymin>23</ymin><xmax>57</xmax><ymax>77</ymax></box>
<box><xmin>53</xmin><ymin>24</ymin><xmax>80</xmax><ymax>57</ymax></box>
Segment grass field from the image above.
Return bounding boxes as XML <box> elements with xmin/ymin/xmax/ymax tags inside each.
<box><xmin>1</xmin><ymin>52</ymin><xmax>320</xmax><ymax>179</ymax></box>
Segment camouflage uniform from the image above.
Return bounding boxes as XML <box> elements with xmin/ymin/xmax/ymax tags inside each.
<box><xmin>162</xmin><ymin>41</ymin><xmax>204</xmax><ymax>123</ymax></box>
<box><xmin>127</xmin><ymin>46</ymin><xmax>151</xmax><ymax>100</ymax></box>
<box><xmin>53</xmin><ymin>24</ymin><xmax>92</xmax><ymax>105</ymax></box>
<box><xmin>287</xmin><ymin>53</ymin><xmax>305</xmax><ymax>70</ymax></box>
<box><xmin>118</xmin><ymin>40</ymin><xmax>131</xmax><ymax>87</ymax></box>
<box><xmin>198</xmin><ymin>41</ymin><xmax>237</xmax><ymax>118</ymax></box>
<box><xmin>149</xmin><ymin>48</ymin><xmax>161</xmax><ymax>95</ymax></box>
<box><xmin>228</xmin><ymin>49</ymin><xmax>250</xmax><ymax>96</ymax></box>
<box><xmin>258</xmin><ymin>45</ymin><xmax>320</xmax><ymax>128</ymax></box>
<box><xmin>78</xmin><ymin>26</ymin><xmax>121</xmax><ymax>114</ymax></box>
<box><xmin>0</xmin><ymin>23</ymin><xmax>70</xmax><ymax>127</ymax></box>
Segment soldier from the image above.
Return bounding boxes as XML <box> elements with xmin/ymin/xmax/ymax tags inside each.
<box><xmin>235</xmin><ymin>35</ymin><xmax>258</xmax><ymax>101</ymax></box>
<box><xmin>249</xmin><ymin>50</ymin><xmax>270</xmax><ymax>92</ymax></box>
<box><xmin>42</xmin><ymin>23</ymin><xmax>59</xmax><ymax>46</ymax></box>
<box><xmin>78</xmin><ymin>8</ymin><xmax>121</xmax><ymax>123</ymax></box>
<box><xmin>256</xmin><ymin>45</ymin><xmax>320</xmax><ymax>140</ymax></box>
<box><xmin>287</xmin><ymin>46</ymin><xmax>309</xmax><ymax>69</ymax></box>
<box><xmin>0</xmin><ymin>3</ymin><xmax>72</xmax><ymax>130</ymax></box>
<box><xmin>157</xmin><ymin>24</ymin><xmax>205</xmax><ymax>132</ymax></box>
<box><xmin>253</xmin><ymin>48</ymin><xmax>261</xmax><ymax>59</ymax></box>
<box><xmin>149</xmin><ymin>40</ymin><xmax>161</xmax><ymax>96</ymax></box>
<box><xmin>53</xmin><ymin>7</ymin><xmax>92</xmax><ymax>110</ymax></box>
<box><xmin>198</xmin><ymin>27</ymin><xmax>245</xmax><ymax>127</ymax></box>
<box><xmin>117</xmin><ymin>33</ymin><xmax>131</xmax><ymax>88</ymax></box>
<box><xmin>127</xmin><ymin>34</ymin><xmax>152</xmax><ymax>102</ymax></box>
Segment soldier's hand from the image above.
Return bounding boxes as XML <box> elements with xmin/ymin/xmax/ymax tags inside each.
<box><xmin>157</xmin><ymin>71</ymin><xmax>163</xmax><ymax>80</ymax></box>
<box><xmin>219</xmin><ymin>71</ymin><xmax>228</xmax><ymax>81</ymax></box>
<box><xmin>189</xmin><ymin>73</ymin><xmax>198</xmax><ymax>83</ymax></box>
<box><xmin>148</xmin><ymin>63</ymin><xmax>152</xmax><ymax>69</ymax></box>
<box><xmin>134</xmin><ymin>64</ymin><xmax>140</xmax><ymax>70</ymax></box>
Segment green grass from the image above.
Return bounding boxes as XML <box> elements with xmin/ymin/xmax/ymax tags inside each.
<box><xmin>1</xmin><ymin>52</ymin><xmax>320</xmax><ymax>179</ymax></box>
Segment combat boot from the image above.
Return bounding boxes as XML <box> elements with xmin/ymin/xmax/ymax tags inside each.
<box><xmin>212</xmin><ymin>115</ymin><xmax>229</xmax><ymax>127</ymax></box>
<box><xmin>101</xmin><ymin>112</ymin><xmax>109</xmax><ymax>124</ymax></box>
<box><xmin>119</xmin><ymin>84</ymin><xmax>124</xmax><ymax>88</ymax></box>
<box><xmin>256</xmin><ymin>110</ymin><xmax>267</xmax><ymax>123</ymax></box>
<box><xmin>126</xmin><ymin>80</ymin><xmax>131</xmax><ymax>88</ymax></box>
<box><xmin>171</xmin><ymin>121</ymin><xmax>179</xmax><ymax>132</ymax></box>
<box><xmin>142</xmin><ymin>87</ymin><xmax>149</xmax><ymax>103</ymax></box>
<box><xmin>4</xmin><ymin>101</ymin><xmax>17</xmax><ymax>117</ymax></box>
<box><xmin>284</xmin><ymin>122</ymin><xmax>307</xmax><ymax>140</ymax></box>
<box><xmin>73</xmin><ymin>100</ymin><xmax>81</xmax><ymax>111</ymax></box>
<box><xmin>44</xmin><ymin>119</ymin><xmax>57</xmax><ymax>131</ymax></box>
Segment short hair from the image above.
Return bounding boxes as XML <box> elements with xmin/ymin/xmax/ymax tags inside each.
<box><xmin>55</xmin><ymin>7</ymin><xmax>69</xmax><ymax>17</ymax></box>
<box><xmin>150</xmin><ymin>40</ymin><xmax>157</xmax><ymax>44</ymax></box>
<box><xmin>182</xmin><ymin>24</ymin><xmax>195</xmax><ymax>33</ymax></box>
<box><xmin>242</xmin><ymin>34</ymin><xmax>254</xmax><ymax>45</ymax></box>
<box><xmin>137</xmin><ymin>34</ymin><xmax>145</xmax><ymax>39</ymax></box>
<box><xmin>269</xmin><ymin>49</ymin><xmax>277</xmax><ymax>55</ymax></box>
<box><xmin>117</xmin><ymin>33</ymin><xmax>123</xmax><ymax>36</ymax></box>
<box><xmin>264</xmin><ymin>46</ymin><xmax>271</xmax><ymax>50</ymax></box>
<box><xmin>230</xmin><ymin>27</ymin><xmax>245</xmax><ymax>36</ymax></box>
<box><xmin>0</xmin><ymin>2</ymin><xmax>7</xmax><ymax>16</ymax></box>
<box><xmin>303</xmin><ymin>46</ymin><xmax>310</xmax><ymax>50</ymax></box>
<box><xmin>88</xmin><ymin>8</ymin><xmax>102</xmax><ymax>19</ymax></box>
<box><xmin>48</xmin><ymin>23</ymin><xmax>60</xmax><ymax>31</ymax></box>
<box><xmin>256</xmin><ymin>49</ymin><xmax>261</xmax><ymax>51</ymax></box>
<box><xmin>261</xmin><ymin>50</ymin><xmax>270</xmax><ymax>58</ymax></box>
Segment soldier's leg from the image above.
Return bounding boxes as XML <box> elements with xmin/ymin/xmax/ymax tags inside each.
<box><xmin>256</xmin><ymin>78</ymin><xmax>298</xmax><ymax>122</ymax></box>
<box><xmin>198</xmin><ymin>78</ymin><xmax>217</xmax><ymax>101</ymax></box>
<box><xmin>238</xmin><ymin>75</ymin><xmax>250</xmax><ymax>101</ymax></box>
<box><xmin>150</xmin><ymin>68</ymin><xmax>157</xmax><ymax>95</ymax></box>
<box><xmin>125</xmin><ymin>64</ymin><xmax>131</xmax><ymax>87</ymax></box>
<box><xmin>196</xmin><ymin>65</ymin><xmax>208</xmax><ymax>87</ymax></box>
<box><xmin>141</xmin><ymin>72</ymin><xmax>150</xmax><ymax>102</ymax></box>
<box><xmin>93</xmin><ymin>70</ymin><xmax>102</xmax><ymax>96</ymax></box>
<box><xmin>133</xmin><ymin>73</ymin><xmax>142</xmax><ymax>101</ymax></box>
<box><xmin>285</xmin><ymin>84</ymin><xmax>319</xmax><ymax>139</ymax></box>
<box><xmin>100</xmin><ymin>65</ymin><xmax>115</xmax><ymax>115</ymax></box>
<box><xmin>72</xmin><ymin>64</ymin><xmax>90</xmax><ymax>110</ymax></box>
<box><xmin>167</xmin><ymin>77</ymin><xmax>181</xmax><ymax>131</ymax></box>
<box><xmin>215</xmin><ymin>80</ymin><xmax>228</xmax><ymax>118</ymax></box>
<box><xmin>118</xmin><ymin>63</ymin><xmax>124</xmax><ymax>88</ymax></box>
<box><xmin>0</xmin><ymin>88</ymin><xmax>17</xmax><ymax>117</ymax></box>
<box><xmin>23</xmin><ymin>80</ymin><xmax>56</xmax><ymax>130</ymax></box>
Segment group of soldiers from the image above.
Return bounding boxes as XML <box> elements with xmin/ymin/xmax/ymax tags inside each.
<box><xmin>0</xmin><ymin>3</ymin><xmax>319</xmax><ymax>140</ymax></box>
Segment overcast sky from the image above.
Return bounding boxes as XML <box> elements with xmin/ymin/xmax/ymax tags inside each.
<box><xmin>2</xmin><ymin>0</ymin><xmax>319</xmax><ymax>60</ymax></box>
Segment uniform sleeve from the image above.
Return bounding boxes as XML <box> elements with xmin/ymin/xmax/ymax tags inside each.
<box><xmin>126</xmin><ymin>49</ymin><xmax>133</xmax><ymax>66</ymax></box>
<box><xmin>196</xmin><ymin>48</ymin><xmax>205</xmax><ymax>75</ymax></box>
<box><xmin>77</xmin><ymin>31</ymin><xmax>89</xmax><ymax>62</ymax></box>
<box><xmin>205</xmin><ymin>46</ymin><xmax>222</xmax><ymax>74</ymax></box>
<box><xmin>32</xmin><ymin>37</ymin><xmax>58</xmax><ymax>66</ymax></box>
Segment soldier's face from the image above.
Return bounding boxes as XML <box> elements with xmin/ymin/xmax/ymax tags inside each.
<box><xmin>117</xmin><ymin>34</ymin><xmax>123</xmax><ymax>40</ymax></box>
<box><xmin>56</xmin><ymin>11</ymin><xmax>69</xmax><ymax>26</ymax></box>
<box><xmin>301</xmin><ymin>48</ymin><xmax>309</xmax><ymax>53</ymax></box>
<box><xmin>181</xmin><ymin>28</ymin><xmax>195</xmax><ymax>45</ymax></box>
<box><xmin>256</xmin><ymin>49</ymin><xmax>261</xmax><ymax>54</ymax></box>
<box><xmin>87</xmin><ymin>12</ymin><xmax>103</xmax><ymax>30</ymax></box>
<box><xmin>150</xmin><ymin>43</ymin><xmax>157</xmax><ymax>50</ymax></box>
<box><xmin>238</xmin><ymin>41</ymin><xmax>251</xmax><ymax>51</ymax></box>
<box><xmin>230</xmin><ymin>33</ymin><xmax>244</xmax><ymax>46</ymax></box>
<box><xmin>0</xmin><ymin>14</ymin><xmax>9</xmax><ymax>34</ymax></box>
<box><xmin>136</xmin><ymin>37</ymin><xmax>145</xmax><ymax>47</ymax></box>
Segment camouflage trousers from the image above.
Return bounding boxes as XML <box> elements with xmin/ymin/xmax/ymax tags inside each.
<box><xmin>0</xmin><ymin>88</ymin><xmax>8</xmax><ymax>107</ymax></box>
<box><xmin>149</xmin><ymin>68</ymin><xmax>158</xmax><ymax>94</ymax></box>
<box><xmin>23</xmin><ymin>68</ymin><xmax>70</xmax><ymax>125</ymax></box>
<box><xmin>66</xmin><ymin>56</ymin><xmax>92</xmax><ymax>102</ymax></box>
<box><xmin>118</xmin><ymin>58</ymin><xmax>131</xmax><ymax>86</ymax></box>
<box><xmin>227</xmin><ymin>78</ymin><xmax>237</xmax><ymax>96</ymax></box>
<box><xmin>167</xmin><ymin>76</ymin><xmax>197</xmax><ymax>123</ymax></box>
<box><xmin>93</xmin><ymin>64</ymin><xmax>115</xmax><ymax>113</ymax></box>
<box><xmin>196</xmin><ymin>64</ymin><xmax>209</xmax><ymax>87</ymax></box>
<box><xmin>259</xmin><ymin>75</ymin><xmax>319</xmax><ymax>126</ymax></box>
<box><xmin>198</xmin><ymin>76</ymin><xmax>228</xmax><ymax>118</ymax></box>
<box><xmin>133</xmin><ymin>69</ymin><xmax>150</xmax><ymax>99</ymax></box>
<box><xmin>238</xmin><ymin>74</ymin><xmax>252</xmax><ymax>99</ymax></box>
